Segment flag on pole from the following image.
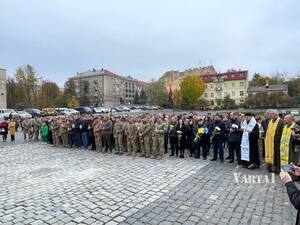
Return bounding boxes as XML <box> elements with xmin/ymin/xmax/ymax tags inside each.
<box><xmin>168</xmin><ymin>84</ymin><xmax>174</xmax><ymax>108</ymax></box>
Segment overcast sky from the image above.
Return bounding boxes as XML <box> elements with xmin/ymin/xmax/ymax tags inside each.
<box><xmin>1</xmin><ymin>0</ymin><xmax>300</xmax><ymax>87</ymax></box>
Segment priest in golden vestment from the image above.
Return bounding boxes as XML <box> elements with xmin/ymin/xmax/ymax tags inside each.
<box><xmin>265</xmin><ymin>110</ymin><xmax>284</xmax><ymax>173</ymax></box>
<box><xmin>280</xmin><ymin>115</ymin><xmax>298</xmax><ymax>166</ymax></box>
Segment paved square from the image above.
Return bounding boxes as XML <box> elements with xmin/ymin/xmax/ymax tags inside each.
<box><xmin>0</xmin><ymin>141</ymin><xmax>297</xmax><ymax>225</ymax></box>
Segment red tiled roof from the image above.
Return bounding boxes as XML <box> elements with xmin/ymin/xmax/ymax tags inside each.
<box><xmin>200</xmin><ymin>70</ymin><xmax>248</xmax><ymax>83</ymax></box>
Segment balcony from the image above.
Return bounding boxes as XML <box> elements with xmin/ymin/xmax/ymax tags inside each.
<box><xmin>215</xmin><ymin>87</ymin><xmax>222</xmax><ymax>91</ymax></box>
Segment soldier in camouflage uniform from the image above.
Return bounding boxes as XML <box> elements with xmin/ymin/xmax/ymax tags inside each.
<box><xmin>140</xmin><ymin>116</ymin><xmax>153</xmax><ymax>158</ymax></box>
<box><xmin>113</xmin><ymin>117</ymin><xmax>124</xmax><ymax>155</ymax></box>
<box><xmin>51</xmin><ymin>118</ymin><xmax>60</xmax><ymax>147</ymax></box>
<box><xmin>125</xmin><ymin>117</ymin><xmax>138</xmax><ymax>156</ymax></box>
<box><xmin>60</xmin><ymin>118</ymin><xmax>69</xmax><ymax>147</ymax></box>
<box><xmin>67</xmin><ymin>117</ymin><xmax>75</xmax><ymax>148</ymax></box>
<box><xmin>136</xmin><ymin>118</ymin><xmax>144</xmax><ymax>156</ymax></box>
<box><xmin>153</xmin><ymin>115</ymin><xmax>167</xmax><ymax>159</ymax></box>
<box><xmin>21</xmin><ymin>118</ymin><xmax>29</xmax><ymax>140</ymax></box>
<box><xmin>149</xmin><ymin>117</ymin><xmax>155</xmax><ymax>158</ymax></box>
<box><xmin>28</xmin><ymin>118</ymin><xmax>34</xmax><ymax>141</ymax></box>
<box><xmin>122</xmin><ymin>117</ymin><xmax>128</xmax><ymax>153</ymax></box>
<box><xmin>93</xmin><ymin>117</ymin><xmax>103</xmax><ymax>152</ymax></box>
<box><xmin>33</xmin><ymin>117</ymin><xmax>42</xmax><ymax>141</ymax></box>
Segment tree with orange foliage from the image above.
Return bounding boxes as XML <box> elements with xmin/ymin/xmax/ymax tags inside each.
<box><xmin>179</xmin><ymin>75</ymin><xmax>205</xmax><ymax>106</ymax></box>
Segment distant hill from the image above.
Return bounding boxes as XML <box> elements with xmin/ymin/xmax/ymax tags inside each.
<box><xmin>159</xmin><ymin>65</ymin><xmax>216</xmax><ymax>90</ymax></box>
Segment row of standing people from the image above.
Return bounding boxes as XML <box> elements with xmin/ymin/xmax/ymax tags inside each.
<box><xmin>18</xmin><ymin>110</ymin><xmax>300</xmax><ymax>171</ymax></box>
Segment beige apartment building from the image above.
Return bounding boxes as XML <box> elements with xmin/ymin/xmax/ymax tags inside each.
<box><xmin>200</xmin><ymin>69</ymin><xmax>249</xmax><ymax>107</ymax></box>
<box><xmin>0</xmin><ymin>68</ymin><xmax>7</xmax><ymax>109</ymax></box>
<box><xmin>69</xmin><ymin>68</ymin><xmax>148</xmax><ymax>107</ymax></box>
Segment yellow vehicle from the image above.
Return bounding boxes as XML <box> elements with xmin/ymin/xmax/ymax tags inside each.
<box><xmin>42</xmin><ymin>108</ymin><xmax>57</xmax><ymax>116</ymax></box>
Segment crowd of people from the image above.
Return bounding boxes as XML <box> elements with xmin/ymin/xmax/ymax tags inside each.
<box><xmin>0</xmin><ymin>118</ymin><xmax>16</xmax><ymax>142</ymax></box>
<box><xmin>1</xmin><ymin>109</ymin><xmax>298</xmax><ymax>171</ymax></box>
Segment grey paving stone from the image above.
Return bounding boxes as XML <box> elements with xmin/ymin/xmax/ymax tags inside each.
<box><xmin>0</xmin><ymin>137</ymin><xmax>297</xmax><ymax>225</ymax></box>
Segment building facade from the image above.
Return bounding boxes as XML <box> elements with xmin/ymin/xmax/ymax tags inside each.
<box><xmin>200</xmin><ymin>69</ymin><xmax>248</xmax><ymax>107</ymax></box>
<box><xmin>0</xmin><ymin>68</ymin><xmax>7</xmax><ymax>109</ymax></box>
<box><xmin>247</xmin><ymin>84</ymin><xmax>288</xmax><ymax>95</ymax></box>
<box><xmin>69</xmin><ymin>68</ymin><xmax>148</xmax><ymax>107</ymax></box>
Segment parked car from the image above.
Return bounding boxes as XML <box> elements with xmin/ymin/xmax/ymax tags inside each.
<box><xmin>42</xmin><ymin>108</ymin><xmax>57</xmax><ymax>116</ymax></box>
<box><xmin>17</xmin><ymin>111</ymin><xmax>32</xmax><ymax>119</ymax></box>
<box><xmin>62</xmin><ymin>108</ymin><xmax>80</xmax><ymax>116</ymax></box>
<box><xmin>55</xmin><ymin>108</ymin><xmax>68</xmax><ymax>115</ymax></box>
<box><xmin>56</xmin><ymin>108</ymin><xmax>79</xmax><ymax>116</ymax></box>
<box><xmin>74</xmin><ymin>107</ymin><xmax>93</xmax><ymax>115</ymax></box>
<box><xmin>109</xmin><ymin>108</ymin><xmax>117</xmax><ymax>113</ymax></box>
<box><xmin>118</xmin><ymin>106</ymin><xmax>131</xmax><ymax>112</ymax></box>
<box><xmin>68</xmin><ymin>109</ymin><xmax>80</xmax><ymax>115</ymax></box>
<box><xmin>139</xmin><ymin>105</ymin><xmax>151</xmax><ymax>110</ymax></box>
<box><xmin>0</xmin><ymin>109</ymin><xmax>19</xmax><ymax>119</ymax></box>
<box><xmin>112</xmin><ymin>106</ymin><xmax>130</xmax><ymax>112</ymax></box>
<box><xmin>129</xmin><ymin>105</ymin><xmax>138</xmax><ymax>110</ymax></box>
<box><xmin>93</xmin><ymin>107</ymin><xmax>110</xmax><ymax>114</ymax></box>
<box><xmin>24</xmin><ymin>108</ymin><xmax>43</xmax><ymax>117</ymax></box>
<box><xmin>291</xmin><ymin>110</ymin><xmax>299</xmax><ymax>116</ymax></box>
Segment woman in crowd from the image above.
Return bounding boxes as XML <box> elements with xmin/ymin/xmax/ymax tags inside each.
<box><xmin>8</xmin><ymin>118</ymin><xmax>16</xmax><ymax>142</ymax></box>
<box><xmin>0</xmin><ymin>119</ymin><xmax>8</xmax><ymax>142</ymax></box>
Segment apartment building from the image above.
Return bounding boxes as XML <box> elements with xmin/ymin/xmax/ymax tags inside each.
<box><xmin>69</xmin><ymin>68</ymin><xmax>148</xmax><ymax>107</ymax></box>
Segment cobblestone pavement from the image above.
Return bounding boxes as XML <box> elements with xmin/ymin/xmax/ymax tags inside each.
<box><xmin>0</xmin><ymin>138</ymin><xmax>297</xmax><ymax>225</ymax></box>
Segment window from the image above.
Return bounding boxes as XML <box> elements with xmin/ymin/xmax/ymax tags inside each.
<box><xmin>217</xmin><ymin>92</ymin><xmax>221</xmax><ymax>97</ymax></box>
<box><xmin>231</xmin><ymin>82</ymin><xmax>235</xmax><ymax>87</ymax></box>
<box><xmin>211</xmin><ymin>101</ymin><xmax>214</xmax><ymax>106</ymax></box>
<box><xmin>240</xmin><ymin>99</ymin><xmax>244</xmax><ymax>103</ymax></box>
<box><xmin>232</xmin><ymin>91</ymin><xmax>235</xmax><ymax>97</ymax></box>
<box><xmin>240</xmin><ymin>81</ymin><xmax>244</xmax><ymax>86</ymax></box>
<box><xmin>224</xmin><ymin>83</ymin><xmax>227</xmax><ymax>89</ymax></box>
<box><xmin>211</xmin><ymin>93</ymin><xmax>214</xmax><ymax>98</ymax></box>
<box><xmin>210</xmin><ymin>84</ymin><xmax>213</xmax><ymax>89</ymax></box>
<box><xmin>240</xmin><ymin>91</ymin><xmax>244</xmax><ymax>97</ymax></box>
<box><xmin>224</xmin><ymin>92</ymin><xmax>228</xmax><ymax>97</ymax></box>
<box><xmin>204</xmin><ymin>93</ymin><xmax>208</xmax><ymax>98</ymax></box>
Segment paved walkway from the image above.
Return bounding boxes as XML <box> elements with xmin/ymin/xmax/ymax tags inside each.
<box><xmin>0</xmin><ymin>139</ymin><xmax>297</xmax><ymax>225</ymax></box>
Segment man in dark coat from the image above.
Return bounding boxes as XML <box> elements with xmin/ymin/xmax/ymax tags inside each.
<box><xmin>211</xmin><ymin>115</ymin><xmax>226</xmax><ymax>162</ymax></box>
<box><xmin>179</xmin><ymin>119</ymin><xmax>192</xmax><ymax>158</ymax></box>
<box><xmin>169</xmin><ymin>116</ymin><xmax>179</xmax><ymax>157</ymax></box>
<box><xmin>280</xmin><ymin>164</ymin><xmax>300</xmax><ymax>225</ymax></box>
<box><xmin>227</xmin><ymin>112</ymin><xmax>242</xmax><ymax>164</ymax></box>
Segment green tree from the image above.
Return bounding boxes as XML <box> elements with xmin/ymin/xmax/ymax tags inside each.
<box><xmin>180</xmin><ymin>96</ymin><xmax>190</xmax><ymax>109</ymax></box>
<box><xmin>250</xmin><ymin>73</ymin><xmax>268</xmax><ymax>86</ymax></box>
<box><xmin>63</xmin><ymin>80</ymin><xmax>76</xmax><ymax>100</ymax></box>
<box><xmin>221</xmin><ymin>95</ymin><xmax>237</xmax><ymax>109</ymax></box>
<box><xmin>246</xmin><ymin>92</ymin><xmax>293</xmax><ymax>109</ymax></box>
<box><xmin>67</xmin><ymin>96</ymin><xmax>79</xmax><ymax>108</ymax></box>
<box><xmin>146</xmin><ymin>80</ymin><xmax>168</xmax><ymax>107</ymax></box>
<box><xmin>179</xmin><ymin>75</ymin><xmax>205</xmax><ymax>107</ymax></box>
<box><xmin>139</xmin><ymin>88</ymin><xmax>147</xmax><ymax>104</ymax></box>
<box><xmin>191</xmin><ymin>98</ymin><xmax>210</xmax><ymax>110</ymax></box>
<box><xmin>173</xmin><ymin>89</ymin><xmax>181</xmax><ymax>108</ymax></box>
<box><xmin>15</xmin><ymin>64</ymin><xmax>40</xmax><ymax>107</ymax></box>
<box><xmin>133</xmin><ymin>91</ymin><xmax>140</xmax><ymax>104</ymax></box>
<box><xmin>6</xmin><ymin>77</ymin><xmax>24</xmax><ymax>108</ymax></box>
<box><xmin>78</xmin><ymin>80</ymin><xmax>90</xmax><ymax>106</ymax></box>
<box><xmin>52</xmin><ymin>95</ymin><xmax>67</xmax><ymax>108</ymax></box>
<box><xmin>39</xmin><ymin>80</ymin><xmax>60</xmax><ymax>108</ymax></box>
<box><xmin>288</xmin><ymin>77</ymin><xmax>300</xmax><ymax>97</ymax></box>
